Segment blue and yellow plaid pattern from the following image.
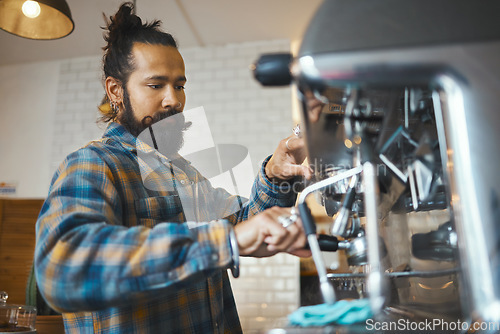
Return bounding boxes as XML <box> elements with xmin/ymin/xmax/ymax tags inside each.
<box><xmin>35</xmin><ymin>122</ymin><xmax>296</xmax><ymax>333</ymax></box>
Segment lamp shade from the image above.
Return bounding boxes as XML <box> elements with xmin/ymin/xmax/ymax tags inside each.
<box><xmin>0</xmin><ymin>0</ymin><xmax>74</xmax><ymax>40</ymax></box>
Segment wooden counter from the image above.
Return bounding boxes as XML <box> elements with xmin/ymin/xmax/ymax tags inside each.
<box><xmin>0</xmin><ymin>198</ymin><xmax>64</xmax><ymax>333</ymax></box>
<box><xmin>0</xmin><ymin>198</ymin><xmax>43</xmax><ymax>305</ymax></box>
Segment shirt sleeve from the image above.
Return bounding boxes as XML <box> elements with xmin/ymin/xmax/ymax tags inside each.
<box><xmin>35</xmin><ymin>148</ymin><xmax>234</xmax><ymax>313</ymax></box>
<box><xmin>249</xmin><ymin>154</ymin><xmax>299</xmax><ymax>213</ymax></box>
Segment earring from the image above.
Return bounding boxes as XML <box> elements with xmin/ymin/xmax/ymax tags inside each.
<box><xmin>110</xmin><ymin>101</ymin><xmax>119</xmax><ymax>114</ymax></box>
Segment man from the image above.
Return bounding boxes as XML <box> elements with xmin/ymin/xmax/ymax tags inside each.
<box><xmin>35</xmin><ymin>3</ymin><xmax>311</xmax><ymax>333</ymax></box>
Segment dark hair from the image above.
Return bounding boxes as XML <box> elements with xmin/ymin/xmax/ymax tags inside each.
<box><xmin>100</xmin><ymin>2</ymin><xmax>178</xmax><ymax>122</ymax></box>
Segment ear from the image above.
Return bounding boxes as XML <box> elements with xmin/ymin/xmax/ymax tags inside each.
<box><xmin>105</xmin><ymin>76</ymin><xmax>124</xmax><ymax>105</ymax></box>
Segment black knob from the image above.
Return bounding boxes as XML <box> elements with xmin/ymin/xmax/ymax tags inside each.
<box><xmin>316</xmin><ymin>234</ymin><xmax>341</xmax><ymax>252</ymax></box>
<box><xmin>252</xmin><ymin>53</ymin><xmax>292</xmax><ymax>86</ymax></box>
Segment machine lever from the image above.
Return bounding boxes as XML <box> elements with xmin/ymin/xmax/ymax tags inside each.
<box><xmin>298</xmin><ymin>202</ymin><xmax>336</xmax><ymax>304</ymax></box>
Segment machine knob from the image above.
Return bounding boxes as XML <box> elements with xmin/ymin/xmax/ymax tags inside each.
<box><xmin>252</xmin><ymin>53</ymin><xmax>292</xmax><ymax>86</ymax></box>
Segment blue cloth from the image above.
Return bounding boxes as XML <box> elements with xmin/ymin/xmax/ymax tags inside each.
<box><xmin>288</xmin><ymin>299</ymin><xmax>373</xmax><ymax>327</ymax></box>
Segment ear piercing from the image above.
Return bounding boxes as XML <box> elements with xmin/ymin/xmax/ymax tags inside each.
<box><xmin>110</xmin><ymin>101</ymin><xmax>119</xmax><ymax>113</ymax></box>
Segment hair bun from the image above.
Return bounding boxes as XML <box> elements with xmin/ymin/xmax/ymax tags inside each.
<box><xmin>104</xmin><ymin>2</ymin><xmax>142</xmax><ymax>47</ymax></box>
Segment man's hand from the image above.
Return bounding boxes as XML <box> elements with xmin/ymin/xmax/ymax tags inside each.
<box><xmin>233</xmin><ymin>206</ymin><xmax>310</xmax><ymax>258</ymax></box>
<box><xmin>265</xmin><ymin>134</ymin><xmax>313</xmax><ymax>184</ymax></box>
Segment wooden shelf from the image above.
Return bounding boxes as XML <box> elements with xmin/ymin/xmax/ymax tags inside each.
<box><xmin>0</xmin><ymin>198</ymin><xmax>44</xmax><ymax>305</ymax></box>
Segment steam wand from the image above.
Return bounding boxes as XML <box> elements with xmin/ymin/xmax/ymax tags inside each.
<box><xmin>297</xmin><ymin>166</ymin><xmax>362</xmax><ymax>305</ymax></box>
<box><xmin>298</xmin><ymin>203</ymin><xmax>335</xmax><ymax>304</ymax></box>
<box><xmin>330</xmin><ymin>172</ymin><xmax>359</xmax><ymax>237</ymax></box>
<box><xmin>362</xmin><ymin>161</ymin><xmax>387</xmax><ymax>314</ymax></box>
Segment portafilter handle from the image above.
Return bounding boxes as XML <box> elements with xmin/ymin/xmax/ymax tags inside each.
<box><xmin>298</xmin><ymin>202</ymin><xmax>336</xmax><ymax>305</ymax></box>
<box><xmin>304</xmin><ymin>234</ymin><xmax>350</xmax><ymax>252</ymax></box>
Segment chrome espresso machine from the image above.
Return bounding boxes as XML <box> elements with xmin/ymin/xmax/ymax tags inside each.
<box><xmin>254</xmin><ymin>0</ymin><xmax>500</xmax><ymax>330</ymax></box>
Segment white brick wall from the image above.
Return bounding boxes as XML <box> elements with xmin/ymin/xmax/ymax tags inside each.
<box><xmin>50</xmin><ymin>55</ymin><xmax>104</xmax><ymax>172</ymax></box>
<box><xmin>232</xmin><ymin>254</ymin><xmax>299</xmax><ymax>332</ymax></box>
<box><xmin>49</xmin><ymin>39</ymin><xmax>299</xmax><ymax>333</ymax></box>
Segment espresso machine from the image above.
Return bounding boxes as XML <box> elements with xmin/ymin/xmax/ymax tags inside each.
<box><xmin>254</xmin><ymin>0</ymin><xmax>500</xmax><ymax>330</ymax></box>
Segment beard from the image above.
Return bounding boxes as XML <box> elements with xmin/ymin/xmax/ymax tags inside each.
<box><xmin>117</xmin><ymin>88</ymin><xmax>191</xmax><ymax>156</ymax></box>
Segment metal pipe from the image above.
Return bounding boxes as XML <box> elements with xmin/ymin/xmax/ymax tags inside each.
<box><xmin>362</xmin><ymin>161</ymin><xmax>387</xmax><ymax>314</ymax></box>
<box><xmin>330</xmin><ymin>173</ymin><xmax>359</xmax><ymax>237</ymax></box>
<box><xmin>298</xmin><ymin>166</ymin><xmax>363</xmax><ymax>205</ymax></box>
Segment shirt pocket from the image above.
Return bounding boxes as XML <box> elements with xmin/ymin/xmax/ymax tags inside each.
<box><xmin>134</xmin><ymin>195</ymin><xmax>183</xmax><ymax>226</ymax></box>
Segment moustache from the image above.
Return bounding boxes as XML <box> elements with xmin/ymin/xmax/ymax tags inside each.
<box><xmin>141</xmin><ymin>110</ymin><xmax>192</xmax><ymax>131</ymax></box>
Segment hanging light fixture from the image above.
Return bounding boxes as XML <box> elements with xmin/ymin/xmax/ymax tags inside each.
<box><xmin>0</xmin><ymin>0</ymin><xmax>74</xmax><ymax>40</ymax></box>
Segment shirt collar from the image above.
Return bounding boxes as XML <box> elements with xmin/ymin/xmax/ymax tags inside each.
<box><xmin>102</xmin><ymin>122</ymin><xmax>138</xmax><ymax>153</ymax></box>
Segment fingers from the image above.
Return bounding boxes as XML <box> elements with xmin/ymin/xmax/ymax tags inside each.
<box><xmin>283</xmin><ymin>135</ymin><xmax>304</xmax><ymax>152</ymax></box>
<box><xmin>264</xmin><ymin>223</ymin><xmax>298</xmax><ymax>251</ymax></box>
<box><xmin>266</xmin><ymin>135</ymin><xmax>310</xmax><ymax>181</ymax></box>
<box><xmin>234</xmin><ymin>208</ymin><xmax>286</xmax><ymax>256</ymax></box>
<box><xmin>234</xmin><ymin>206</ymin><xmax>308</xmax><ymax>257</ymax></box>
<box><xmin>261</xmin><ymin>208</ymin><xmax>292</xmax><ymax>247</ymax></box>
<box><xmin>263</xmin><ymin>207</ymin><xmax>307</xmax><ymax>253</ymax></box>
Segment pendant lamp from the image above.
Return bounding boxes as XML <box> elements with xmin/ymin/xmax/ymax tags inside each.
<box><xmin>0</xmin><ymin>0</ymin><xmax>74</xmax><ymax>40</ymax></box>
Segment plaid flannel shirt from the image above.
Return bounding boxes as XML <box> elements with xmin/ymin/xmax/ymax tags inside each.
<box><xmin>35</xmin><ymin>122</ymin><xmax>297</xmax><ymax>333</ymax></box>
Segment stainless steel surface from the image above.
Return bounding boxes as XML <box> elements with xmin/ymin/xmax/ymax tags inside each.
<box><xmin>344</xmin><ymin>235</ymin><xmax>367</xmax><ymax>266</ymax></box>
<box><xmin>361</xmin><ymin>162</ymin><xmax>386</xmax><ymax>315</ymax></box>
<box><xmin>433</xmin><ymin>73</ymin><xmax>500</xmax><ymax>320</ymax></box>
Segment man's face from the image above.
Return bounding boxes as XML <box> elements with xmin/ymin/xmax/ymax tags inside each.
<box><xmin>117</xmin><ymin>43</ymin><xmax>188</xmax><ymax>151</ymax></box>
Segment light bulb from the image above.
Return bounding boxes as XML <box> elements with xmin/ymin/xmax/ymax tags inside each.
<box><xmin>22</xmin><ymin>0</ymin><xmax>41</xmax><ymax>19</ymax></box>
<box><xmin>344</xmin><ymin>139</ymin><xmax>353</xmax><ymax>149</ymax></box>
